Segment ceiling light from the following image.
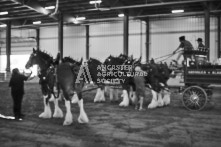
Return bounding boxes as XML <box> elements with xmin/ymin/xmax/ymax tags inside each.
<box><xmin>76</xmin><ymin>17</ymin><xmax>86</xmax><ymax>21</ymax></box>
<box><xmin>0</xmin><ymin>24</ymin><xmax>7</xmax><ymax>27</ymax></box>
<box><xmin>118</xmin><ymin>13</ymin><xmax>124</xmax><ymax>17</ymax></box>
<box><xmin>89</xmin><ymin>0</ymin><xmax>102</xmax><ymax>4</ymax></box>
<box><xmin>73</xmin><ymin>19</ymin><xmax>79</xmax><ymax>24</ymax></box>
<box><xmin>33</xmin><ymin>21</ymin><xmax>41</xmax><ymax>24</ymax></box>
<box><xmin>45</xmin><ymin>6</ymin><xmax>55</xmax><ymax>10</ymax></box>
<box><xmin>172</xmin><ymin>10</ymin><xmax>184</xmax><ymax>13</ymax></box>
<box><xmin>0</xmin><ymin>11</ymin><xmax>8</xmax><ymax>15</ymax></box>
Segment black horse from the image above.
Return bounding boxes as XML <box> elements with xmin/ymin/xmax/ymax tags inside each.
<box><xmin>127</xmin><ymin>58</ymin><xmax>172</xmax><ymax>109</ymax></box>
<box><xmin>25</xmin><ymin>48</ymin><xmax>63</xmax><ymax>119</ymax></box>
<box><xmin>103</xmin><ymin>54</ymin><xmax>133</xmax><ymax>106</ymax></box>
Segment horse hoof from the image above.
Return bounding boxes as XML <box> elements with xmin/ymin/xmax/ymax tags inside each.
<box><xmin>53</xmin><ymin>112</ymin><xmax>63</xmax><ymax>118</ymax></box>
<box><xmin>139</xmin><ymin>108</ymin><xmax>146</xmax><ymax>111</ymax></box>
<box><xmin>63</xmin><ymin>121</ymin><xmax>72</xmax><ymax>126</ymax></box>
<box><xmin>39</xmin><ymin>112</ymin><xmax>51</xmax><ymax>118</ymax></box>
<box><xmin>147</xmin><ymin>105</ymin><xmax>157</xmax><ymax>109</ymax></box>
<box><xmin>78</xmin><ymin>117</ymin><xmax>89</xmax><ymax>124</ymax></box>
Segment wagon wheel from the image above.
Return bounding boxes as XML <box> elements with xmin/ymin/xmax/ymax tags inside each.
<box><xmin>182</xmin><ymin>86</ymin><xmax>207</xmax><ymax>111</ymax></box>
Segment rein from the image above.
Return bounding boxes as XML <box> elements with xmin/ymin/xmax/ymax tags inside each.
<box><xmin>149</xmin><ymin>50</ymin><xmax>183</xmax><ymax>63</ymax></box>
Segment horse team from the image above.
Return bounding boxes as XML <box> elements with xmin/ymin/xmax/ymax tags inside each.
<box><xmin>25</xmin><ymin>48</ymin><xmax>172</xmax><ymax>126</ymax></box>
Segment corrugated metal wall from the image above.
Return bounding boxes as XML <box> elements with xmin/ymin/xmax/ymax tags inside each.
<box><xmin>40</xmin><ymin>27</ymin><xmax>58</xmax><ymax>57</ymax></box>
<box><xmin>0</xmin><ymin>16</ymin><xmax>220</xmax><ymax>71</ymax></box>
<box><xmin>90</xmin><ymin>22</ymin><xmax>123</xmax><ymax>61</ymax></box>
<box><xmin>129</xmin><ymin>20</ymin><xmax>146</xmax><ymax>61</ymax></box>
<box><xmin>0</xmin><ymin>29</ymin><xmax>36</xmax><ymax>55</ymax></box>
<box><xmin>150</xmin><ymin>16</ymin><xmax>218</xmax><ymax>63</ymax></box>
<box><xmin>63</xmin><ymin>26</ymin><xmax>86</xmax><ymax>60</ymax></box>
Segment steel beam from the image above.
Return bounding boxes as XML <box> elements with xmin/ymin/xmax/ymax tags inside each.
<box><xmin>218</xmin><ymin>15</ymin><xmax>221</xmax><ymax>58</ymax></box>
<box><xmin>36</xmin><ymin>28</ymin><xmax>40</xmax><ymax>50</ymax></box>
<box><xmin>86</xmin><ymin>25</ymin><xmax>89</xmax><ymax>60</ymax></box>
<box><xmin>58</xmin><ymin>13</ymin><xmax>63</xmax><ymax>58</ymax></box>
<box><xmin>6</xmin><ymin>21</ymin><xmax>11</xmax><ymax>72</ymax></box>
<box><xmin>145</xmin><ymin>18</ymin><xmax>150</xmax><ymax>62</ymax></box>
<box><xmin>204</xmin><ymin>2</ymin><xmax>210</xmax><ymax>60</ymax></box>
<box><xmin>70</xmin><ymin>0</ymin><xmax>217</xmax><ymax>13</ymax></box>
<box><xmin>10</xmin><ymin>0</ymin><xmax>58</xmax><ymax>20</ymax></box>
<box><xmin>123</xmin><ymin>11</ymin><xmax>129</xmax><ymax>56</ymax></box>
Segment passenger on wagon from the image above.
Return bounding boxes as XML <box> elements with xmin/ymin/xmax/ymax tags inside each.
<box><xmin>196</xmin><ymin>38</ymin><xmax>205</xmax><ymax>50</ymax></box>
<box><xmin>9</xmin><ymin>68</ymin><xmax>34</xmax><ymax>120</ymax></box>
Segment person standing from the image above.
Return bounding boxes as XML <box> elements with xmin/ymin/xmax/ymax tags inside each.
<box><xmin>9</xmin><ymin>68</ymin><xmax>33</xmax><ymax>120</ymax></box>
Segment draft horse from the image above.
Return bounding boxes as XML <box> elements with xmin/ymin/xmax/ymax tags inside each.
<box><xmin>25</xmin><ymin>48</ymin><xmax>63</xmax><ymax>119</ymax></box>
<box><xmin>26</xmin><ymin>49</ymin><xmax>89</xmax><ymax>125</ymax></box>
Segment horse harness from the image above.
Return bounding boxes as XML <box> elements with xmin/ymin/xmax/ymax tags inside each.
<box><xmin>38</xmin><ymin>65</ymin><xmax>60</xmax><ymax>98</ymax></box>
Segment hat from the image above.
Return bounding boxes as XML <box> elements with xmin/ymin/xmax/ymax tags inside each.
<box><xmin>179</xmin><ymin>36</ymin><xmax>185</xmax><ymax>41</ymax></box>
<box><xmin>196</xmin><ymin>38</ymin><xmax>203</xmax><ymax>42</ymax></box>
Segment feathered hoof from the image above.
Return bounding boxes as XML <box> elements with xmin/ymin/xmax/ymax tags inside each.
<box><xmin>119</xmin><ymin>102</ymin><xmax>129</xmax><ymax>107</ymax></box>
<box><xmin>53</xmin><ymin>109</ymin><xmax>63</xmax><ymax>118</ymax></box>
<box><xmin>148</xmin><ymin>103</ymin><xmax>158</xmax><ymax>109</ymax></box>
<box><xmin>39</xmin><ymin>112</ymin><xmax>51</xmax><ymax>118</ymax></box>
<box><xmin>139</xmin><ymin>108</ymin><xmax>146</xmax><ymax>111</ymax></box>
<box><xmin>63</xmin><ymin>120</ymin><xmax>73</xmax><ymax>126</ymax></box>
<box><xmin>157</xmin><ymin>103</ymin><xmax>164</xmax><ymax>107</ymax></box>
<box><xmin>78</xmin><ymin>116</ymin><xmax>89</xmax><ymax>124</ymax></box>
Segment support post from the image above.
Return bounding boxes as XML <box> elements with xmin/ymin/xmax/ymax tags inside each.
<box><xmin>123</xmin><ymin>11</ymin><xmax>129</xmax><ymax>56</ymax></box>
<box><xmin>218</xmin><ymin>15</ymin><xmax>221</xmax><ymax>58</ymax></box>
<box><xmin>58</xmin><ymin>13</ymin><xmax>63</xmax><ymax>58</ymax></box>
<box><xmin>204</xmin><ymin>3</ymin><xmax>210</xmax><ymax>60</ymax></box>
<box><xmin>36</xmin><ymin>28</ymin><xmax>40</xmax><ymax>50</ymax></box>
<box><xmin>86</xmin><ymin>25</ymin><xmax>89</xmax><ymax>60</ymax></box>
<box><xmin>145</xmin><ymin>18</ymin><xmax>150</xmax><ymax>62</ymax></box>
<box><xmin>6</xmin><ymin>21</ymin><xmax>11</xmax><ymax>73</ymax></box>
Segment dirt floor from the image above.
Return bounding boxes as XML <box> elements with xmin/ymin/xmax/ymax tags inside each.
<box><xmin>0</xmin><ymin>82</ymin><xmax>221</xmax><ymax>147</ymax></box>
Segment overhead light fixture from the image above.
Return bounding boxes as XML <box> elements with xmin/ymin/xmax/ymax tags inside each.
<box><xmin>33</xmin><ymin>21</ymin><xmax>41</xmax><ymax>24</ymax></box>
<box><xmin>0</xmin><ymin>11</ymin><xmax>8</xmax><ymax>15</ymax></box>
<box><xmin>0</xmin><ymin>24</ymin><xmax>7</xmax><ymax>27</ymax></box>
<box><xmin>172</xmin><ymin>10</ymin><xmax>184</xmax><ymax>13</ymax></box>
<box><xmin>89</xmin><ymin>0</ymin><xmax>102</xmax><ymax>4</ymax></box>
<box><xmin>76</xmin><ymin>17</ymin><xmax>86</xmax><ymax>21</ymax></box>
<box><xmin>45</xmin><ymin>6</ymin><xmax>55</xmax><ymax>10</ymax></box>
<box><xmin>118</xmin><ymin>13</ymin><xmax>124</xmax><ymax>17</ymax></box>
<box><xmin>73</xmin><ymin>19</ymin><xmax>79</xmax><ymax>24</ymax></box>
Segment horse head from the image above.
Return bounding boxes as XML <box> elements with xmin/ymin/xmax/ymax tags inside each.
<box><xmin>26</xmin><ymin>48</ymin><xmax>53</xmax><ymax>70</ymax></box>
<box><xmin>25</xmin><ymin>48</ymin><xmax>38</xmax><ymax>69</ymax></box>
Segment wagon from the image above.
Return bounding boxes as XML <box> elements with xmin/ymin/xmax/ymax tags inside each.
<box><xmin>180</xmin><ymin>50</ymin><xmax>221</xmax><ymax>111</ymax></box>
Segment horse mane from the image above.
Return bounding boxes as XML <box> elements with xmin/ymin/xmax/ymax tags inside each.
<box><xmin>37</xmin><ymin>49</ymin><xmax>53</xmax><ymax>62</ymax></box>
<box><xmin>62</xmin><ymin>56</ymin><xmax>76</xmax><ymax>63</ymax></box>
<box><xmin>88</xmin><ymin>57</ymin><xmax>102</xmax><ymax>64</ymax></box>
<box><xmin>62</xmin><ymin>56</ymin><xmax>83</xmax><ymax>66</ymax></box>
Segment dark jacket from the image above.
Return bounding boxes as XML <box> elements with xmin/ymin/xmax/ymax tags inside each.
<box><xmin>9</xmin><ymin>74</ymin><xmax>29</xmax><ymax>95</ymax></box>
<box><xmin>179</xmin><ymin>40</ymin><xmax>194</xmax><ymax>51</ymax></box>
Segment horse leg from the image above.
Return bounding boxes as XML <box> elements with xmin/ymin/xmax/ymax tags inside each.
<box><xmin>100</xmin><ymin>87</ymin><xmax>105</xmax><ymax>102</ymax></box>
<box><xmin>39</xmin><ymin>95</ymin><xmax>52</xmax><ymax>118</ymax></box>
<box><xmin>163</xmin><ymin>90</ymin><xmax>171</xmax><ymax>106</ymax></box>
<box><xmin>52</xmin><ymin>94</ymin><xmax>63</xmax><ymax>118</ymax></box>
<box><xmin>63</xmin><ymin>99</ymin><xmax>73</xmax><ymax>126</ymax></box>
<box><xmin>77</xmin><ymin>93</ymin><xmax>89</xmax><ymax>123</ymax></box>
<box><xmin>138</xmin><ymin>96</ymin><xmax>145</xmax><ymax>111</ymax></box>
<box><xmin>119</xmin><ymin>90</ymin><xmax>129</xmax><ymax>107</ymax></box>
<box><xmin>71</xmin><ymin>92</ymin><xmax>79</xmax><ymax>104</ymax></box>
<box><xmin>148</xmin><ymin>90</ymin><xmax>158</xmax><ymax>109</ymax></box>
<box><xmin>157</xmin><ymin>91</ymin><xmax>164</xmax><ymax>107</ymax></box>
<box><xmin>109</xmin><ymin>87</ymin><xmax>114</xmax><ymax>102</ymax></box>
<box><xmin>129</xmin><ymin>86</ymin><xmax>137</xmax><ymax>105</ymax></box>
<box><xmin>94</xmin><ymin>88</ymin><xmax>102</xmax><ymax>102</ymax></box>
<box><xmin>114</xmin><ymin>88</ymin><xmax>119</xmax><ymax>101</ymax></box>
